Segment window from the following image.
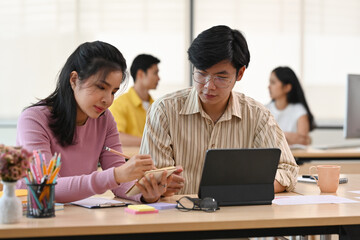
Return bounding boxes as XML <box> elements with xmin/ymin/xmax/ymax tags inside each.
<box><xmin>0</xmin><ymin>0</ymin><xmax>188</xmax><ymax>119</ymax></box>
<box><xmin>1</xmin><ymin>0</ymin><xmax>359</xmax><ymax>124</ymax></box>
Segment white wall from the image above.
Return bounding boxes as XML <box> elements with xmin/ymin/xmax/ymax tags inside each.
<box><xmin>0</xmin><ymin>0</ymin><xmax>189</xmax><ymax>119</ymax></box>
<box><xmin>1</xmin><ymin>0</ymin><xmax>360</xmax><ymax>127</ymax></box>
<box><xmin>194</xmin><ymin>0</ymin><xmax>360</xmax><ymax>124</ymax></box>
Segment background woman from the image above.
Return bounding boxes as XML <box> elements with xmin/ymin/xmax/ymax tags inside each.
<box><xmin>266</xmin><ymin>66</ymin><xmax>316</xmax><ymax>145</ymax></box>
<box><xmin>16</xmin><ymin>41</ymin><xmax>169</xmax><ymax>203</ymax></box>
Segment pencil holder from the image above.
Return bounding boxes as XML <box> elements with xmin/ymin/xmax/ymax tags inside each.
<box><xmin>26</xmin><ymin>183</ymin><xmax>56</xmax><ymax>218</ymax></box>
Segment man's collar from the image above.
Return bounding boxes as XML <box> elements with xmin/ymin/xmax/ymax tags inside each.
<box><xmin>129</xmin><ymin>87</ymin><xmax>154</xmax><ymax>107</ymax></box>
<box><xmin>221</xmin><ymin>93</ymin><xmax>242</xmax><ymax>121</ymax></box>
<box><xmin>179</xmin><ymin>87</ymin><xmax>242</xmax><ymax>121</ymax></box>
<box><xmin>179</xmin><ymin>87</ymin><xmax>201</xmax><ymax>115</ymax></box>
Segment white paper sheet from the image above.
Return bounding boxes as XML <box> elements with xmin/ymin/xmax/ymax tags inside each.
<box><xmin>289</xmin><ymin>144</ymin><xmax>307</xmax><ymax>150</ymax></box>
<box><xmin>349</xmin><ymin>190</ymin><xmax>360</xmax><ymax>194</ymax></box>
<box><xmin>272</xmin><ymin>195</ymin><xmax>358</xmax><ymax>205</ymax></box>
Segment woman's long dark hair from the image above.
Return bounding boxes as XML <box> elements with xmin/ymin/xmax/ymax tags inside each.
<box><xmin>272</xmin><ymin>66</ymin><xmax>316</xmax><ymax>131</ymax></box>
<box><xmin>29</xmin><ymin>41</ymin><xmax>127</xmax><ymax>146</ymax></box>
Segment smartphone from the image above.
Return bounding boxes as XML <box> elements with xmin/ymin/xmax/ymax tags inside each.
<box><xmin>301</xmin><ymin>175</ymin><xmax>348</xmax><ymax>184</ymax></box>
<box><xmin>125</xmin><ymin>166</ymin><xmax>177</xmax><ymax>197</ymax></box>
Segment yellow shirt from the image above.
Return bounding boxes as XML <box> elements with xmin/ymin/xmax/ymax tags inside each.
<box><xmin>109</xmin><ymin>87</ymin><xmax>154</xmax><ymax>137</ymax></box>
<box><xmin>140</xmin><ymin>87</ymin><xmax>299</xmax><ymax>194</ymax></box>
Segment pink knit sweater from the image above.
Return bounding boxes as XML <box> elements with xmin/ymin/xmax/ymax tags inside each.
<box><xmin>16</xmin><ymin>106</ymin><xmax>141</xmax><ymax>203</ymax></box>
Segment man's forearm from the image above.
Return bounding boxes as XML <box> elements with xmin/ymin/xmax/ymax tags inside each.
<box><xmin>274</xmin><ymin>179</ymin><xmax>286</xmax><ymax>193</ymax></box>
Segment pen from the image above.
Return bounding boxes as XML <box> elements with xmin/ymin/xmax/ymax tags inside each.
<box><xmin>30</xmin><ymin>163</ymin><xmax>41</xmax><ymax>184</ymax></box>
<box><xmin>302</xmin><ymin>175</ymin><xmax>318</xmax><ymax>180</ymax></box>
<box><xmin>98</xmin><ymin>202</ymin><xmax>127</xmax><ymax>208</ymax></box>
<box><xmin>48</xmin><ymin>166</ymin><xmax>61</xmax><ymax>184</ymax></box>
<box><xmin>104</xmin><ymin>146</ymin><xmax>131</xmax><ymax>159</ymax></box>
<box><xmin>47</xmin><ymin>159</ymin><xmax>55</xmax><ymax>175</ymax></box>
<box><xmin>24</xmin><ymin>177</ymin><xmax>43</xmax><ymax>210</ymax></box>
<box><xmin>33</xmin><ymin>150</ymin><xmax>42</xmax><ymax>178</ymax></box>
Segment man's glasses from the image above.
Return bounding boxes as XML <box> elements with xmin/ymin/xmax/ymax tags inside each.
<box><xmin>176</xmin><ymin>196</ymin><xmax>219</xmax><ymax>212</ymax></box>
<box><xmin>193</xmin><ymin>71</ymin><xmax>234</xmax><ymax>89</ymax></box>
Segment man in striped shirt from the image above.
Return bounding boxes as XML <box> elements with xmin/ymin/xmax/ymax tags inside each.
<box><xmin>140</xmin><ymin>25</ymin><xmax>299</xmax><ymax>196</ymax></box>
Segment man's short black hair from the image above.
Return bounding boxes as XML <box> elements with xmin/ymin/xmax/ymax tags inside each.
<box><xmin>130</xmin><ymin>54</ymin><xmax>160</xmax><ymax>83</ymax></box>
<box><xmin>188</xmin><ymin>25</ymin><xmax>250</xmax><ymax>73</ymax></box>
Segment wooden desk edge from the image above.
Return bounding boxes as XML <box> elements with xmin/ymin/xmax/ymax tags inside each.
<box><xmin>1</xmin><ymin>215</ymin><xmax>360</xmax><ymax>239</ymax></box>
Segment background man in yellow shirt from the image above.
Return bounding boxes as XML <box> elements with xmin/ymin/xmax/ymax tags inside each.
<box><xmin>109</xmin><ymin>54</ymin><xmax>160</xmax><ymax>146</ymax></box>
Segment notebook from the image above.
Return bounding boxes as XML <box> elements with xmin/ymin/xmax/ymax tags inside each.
<box><xmin>198</xmin><ymin>148</ymin><xmax>281</xmax><ymax>206</ymax></box>
<box><xmin>71</xmin><ymin>197</ymin><xmax>129</xmax><ymax>209</ymax></box>
<box><xmin>126</xmin><ymin>166</ymin><xmax>177</xmax><ymax>197</ymax></box>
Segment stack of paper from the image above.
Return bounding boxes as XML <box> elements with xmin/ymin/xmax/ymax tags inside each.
<box><xmin>273</xmin><ymin>195</ymin><xmax>358</xmax><ymax>205</ymax></box>
<box><xmin>147</xmin><ymin>202</ymin><xmax>177</xmax><ymax>210</ymax></box>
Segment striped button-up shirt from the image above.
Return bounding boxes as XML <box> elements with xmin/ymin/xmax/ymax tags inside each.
<box><xmin>140</xmin><ymin>87</ymin><xmax>299</xmax><ymax>194</ymax></box>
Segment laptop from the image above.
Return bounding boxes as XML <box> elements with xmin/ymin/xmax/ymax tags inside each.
<box><xmin>198</xmin><ymin>148</ymin><xmax>281</xmax><ymax>206</ymax></box>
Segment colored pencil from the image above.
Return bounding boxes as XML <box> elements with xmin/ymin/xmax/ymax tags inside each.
<box><xmin>104</xmin><ymin>146</ymin><xmax>130</xmax><ymax>159</ymax></box>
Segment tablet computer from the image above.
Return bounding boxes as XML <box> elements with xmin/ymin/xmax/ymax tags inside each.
<box><xmin>198</xmin><ymin>148</ymin><xmax>281</xmax><ymax>206</ymax></box>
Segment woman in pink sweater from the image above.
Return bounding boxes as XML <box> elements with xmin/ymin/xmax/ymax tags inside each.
<box><xmin>16</xmin><ymin>41</ymin><xmax>169</xmax><ymax>203</ymax></box>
